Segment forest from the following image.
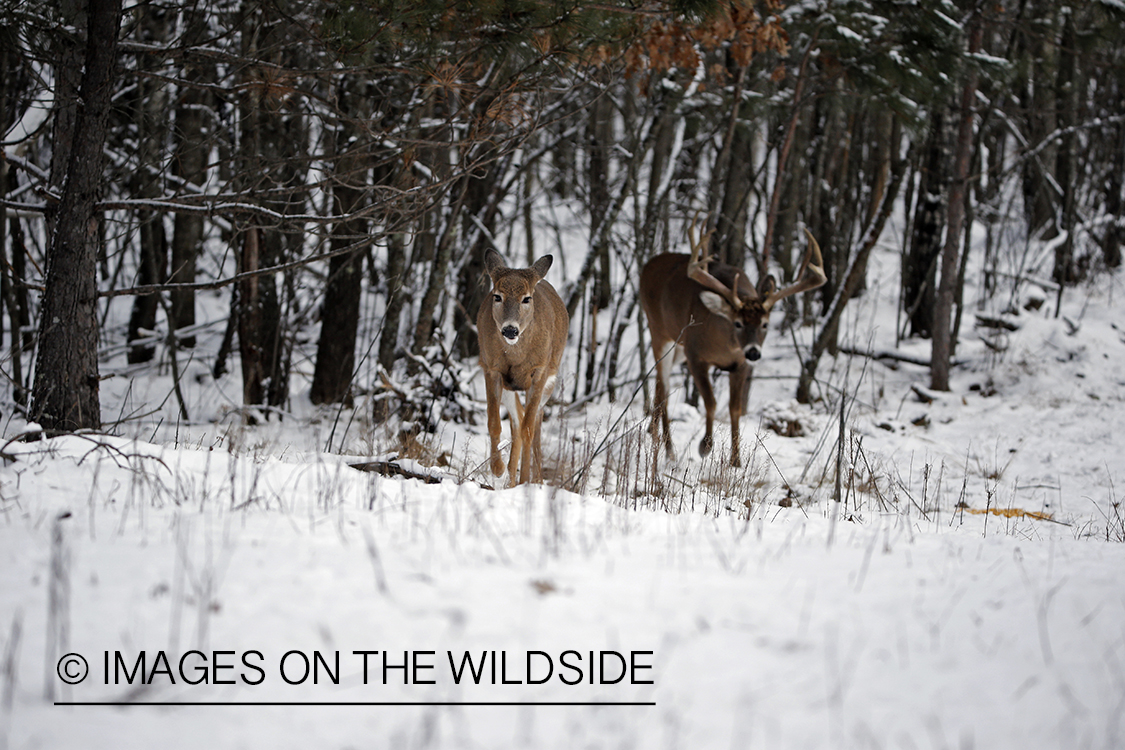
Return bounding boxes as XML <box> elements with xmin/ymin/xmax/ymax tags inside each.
<box><xmin>4</xmin><ymin>5</ymin><xmax>1125</xmax><ymax>744</ymax></box>
<box><xmin>1</xmin><ymin>0</ymin><xmax>1123</xmax><ymax>448</ymax></box>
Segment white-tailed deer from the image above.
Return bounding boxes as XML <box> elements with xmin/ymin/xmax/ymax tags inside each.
<box><xmin>477</xmin><ymin>249</ymin><xmax>569</xmax><ymax>485</ymax></box>
<box><xmin>639</xmin><ymin>219</ymin><xmax>826</xmax><ymax>466</ymax></box>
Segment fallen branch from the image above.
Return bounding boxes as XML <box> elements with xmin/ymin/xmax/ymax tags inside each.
<box><xmin>348</xmin><ymin>460</ymin><xmax>444</xmax><ymax>484</ymax></box>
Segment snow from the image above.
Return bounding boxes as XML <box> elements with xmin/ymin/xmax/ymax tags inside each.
<box><xmin>2</xmin><ymin>216</ymin><xmax>1124</xmax><ymax>748</ymax></box>
<box><xmin>3</xmin><ymin>435</ymin><xmax>1124</xmax><ymax>748</ymax></box>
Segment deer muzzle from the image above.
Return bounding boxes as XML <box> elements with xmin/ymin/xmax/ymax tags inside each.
<box><xmin>502</xmin><ymin>324</ymin><xmax>520</xmax><ymax>343</ymax></box>
<box><xmin>745</xmin><ymin>345</ymin><xmax>762</xmax><ymax>362</ymax></box>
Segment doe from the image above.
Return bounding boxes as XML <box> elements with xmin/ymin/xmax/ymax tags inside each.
<box><xmin>477</xmin><ymin>249</ymin><xmax>569</xmax><ymax>485</ymax></box>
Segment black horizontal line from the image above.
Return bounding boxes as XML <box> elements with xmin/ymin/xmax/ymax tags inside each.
<box><xmin>55</xmin><ymin>701</ymin><xmax>656</xmax><ymax>707</ymax></box>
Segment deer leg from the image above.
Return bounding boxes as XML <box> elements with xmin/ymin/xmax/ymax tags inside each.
<box><xmin>652</xmin><ymin>339</ymin><xmax>676</xmax><ymax>458</ymax></box>
<box><xmin>530</xmin><ymin>374</ymin><xmax>557</xmax><ymax>483</ymax></box>
<box><xmin>532</xmin><ymin>418</ymin><xmax>544</xmax><ymax>482</ymax></box>
<box><xmin>729</xmin><ymin>362</ymin><xmax>753</xmax><ymax>468</ymax></box>
<box><xmin>504</xmin><ymin>389</ymin><xmax>524</xmax><ymax>485</ymax></box>
<box><xmin>519</xmin><ymin>375</ymin><xmax>547</xmax><ymax>485</ymax></box>
<box><xmin>688</xmin><ymin>359</ymin><xmax>716</xmax><ymax>458</ymax></box>
<box><xmin>484</xmin><ymin>371</ymin><xmax>506</xmax><ymax>476</ymax></box>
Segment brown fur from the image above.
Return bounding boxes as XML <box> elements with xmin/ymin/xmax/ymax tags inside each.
<box><xmin>477</xmin><ymin>249</ymin><xmax>569</xmax><ymax>485</ymax></box>
<box><xmin>640</xmin><ymin>229</ymin><xmax>825</xmax><ymax>466</ymax></box>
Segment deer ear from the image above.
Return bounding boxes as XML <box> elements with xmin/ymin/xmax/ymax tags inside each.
<box><xmin>531</xmin><ymin>254</ymin><xmax>553</xmax><ymax>280</ymax></box>
<box><xmin>699</xmin><ymin>291</ymin><xmax>734</xmax><ymax>321</ymax></box>
<box><xmin>758</xmin><ymin>274</ymin><xmax>777</xmax><ymax>297</ymax></box>
<box><xmin>485</xmin><ymin>248</ymin><xmax>505</xmax><ymax>279</ymax></box>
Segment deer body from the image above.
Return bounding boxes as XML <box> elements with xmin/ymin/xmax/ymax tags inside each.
<box><xmin>478</xmin><ymin>249</ymin><xmax>569</xmax><ymax>485</ymax></box>
<box><xmin>640</xmin><ymin>226</ymin><xmax>825</xmax><ymax>466</ymax></box>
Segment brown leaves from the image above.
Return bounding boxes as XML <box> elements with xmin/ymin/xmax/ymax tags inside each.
<box><xmin>623</xmin><ymin>1</ymin><xmax>791</xmax><ymax>80</ymax></box>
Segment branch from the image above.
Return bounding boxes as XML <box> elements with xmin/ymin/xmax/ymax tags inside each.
<box><xmin>98</xmin><ymin>235</ymin><xmax>379</xmax><ymax>298</ymax></box>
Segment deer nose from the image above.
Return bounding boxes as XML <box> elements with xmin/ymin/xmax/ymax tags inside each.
<box><xmin>502</xmin><ymin>325</ymin><xmax>520</xmax><ymax>342</ymax></box>
<box><xmin>745</xmin><ymin>346</ymin><xmax>761</xmax><ymax>361</ymax></box>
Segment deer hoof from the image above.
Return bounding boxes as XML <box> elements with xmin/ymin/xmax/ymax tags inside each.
<box><xmin>698</xmin><ymin>435</ymin><xmax>713</xmax><ymax>457</ymax></box>
<box><xmin>491</xmin><ymin>455</ymin><xmax>505</xmax><ymax>476</ymax></box>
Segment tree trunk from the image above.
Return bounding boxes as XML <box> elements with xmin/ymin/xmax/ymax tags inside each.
<box><xmin>639</xmin><ymin>81</ymin><xmax>677</xmax><ymax>262</ymax></box>
<box><xmin>377</xmin><ymin>230</ymin><xmax>408</xmax><ymax>375</ymax></box>
<box><xmin>1051</xmin><ymin>9</ymin><xmax>1077</xmax><ymax>290</ymax></box>
<box><xmin>762</xmin><ymin>37</ymin><xmax>815</xmax><ymax>274</ymax></box>
<box><xmin>237</xmin><ymin>226</ymin><xmax>265</xmax><ymax>409</ymax></box>
<box><xmin>32</xmin><ymin>0</ymin><xmax>124</xmax><ymax>431</ymax></box>
<box><xmin>453</xmin><ymin>144</ymin><xmax>504</xmax><ymax>359</ymax></box>
<box><xmin>931</xmin><ymin>12</ymin><xmax>982</xmax><ymax>392</ymax></box>
<box><xmin>412</xmin><ymin>181</ymin><xmax>463</xmax><ymax>359</ymax></box>
<box><xmin>1103</xmin><ymin>121</ymin><xmax>1124</xmax><ymax>270</ymax></box>
<box><xmin>1017</xmin><ymin>1</ymin><xmax>1059</xmax><ymax>238</ymax></box>
<box><xmin>715</xmin><ymin>115</ymin><xmax>754</xmax><ymax>270</ymax></box>
<box><xmin>125</xmin><ymin>3</ymin><xmax>169</xmax><ymax>364</ymax></box>
<box><xmin>583</xmin><ymin>86</ymin><xmax>614</xmax><ymax>394</ymax></box>
<box><xmin>169</xmin><ymin>6</ymin><xmax>211</xmax><ymax>348</ymax></box>
<box><xmin>3</xmin><ymin>172</ymin><xmax>30</xmax><ymax>404</ymax></box>
<box><xmin>902</xmin><ymin>108</ymin><xmax>948</xmax><ymax>339</ymax></box>
<box><xmin>234</xmin><ymin>4</ymin><xmax>308</xmax><ymax>412</ymax></box>
<box><xmin>311</xmin><ymin>80</ymin><xmax>368</xmax><ymax>406</ymax></box>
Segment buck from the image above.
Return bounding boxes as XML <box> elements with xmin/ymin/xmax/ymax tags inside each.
<box><xmin>477</xmin><ymin>249</ymin><xmax>570</xmax><ymax>485</ymax></box>
<box><xmin>639</xmin><ymin>220</ymin><xmax>826</xmax><ymax>466</ymax></box>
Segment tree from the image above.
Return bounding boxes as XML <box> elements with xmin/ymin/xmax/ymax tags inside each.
<box><xmin>31</xmin><ymin>0</ymin><xmax>123</xmax><ymax>431</ymax></box>
<box><xmin>167</xmin><ymin>5</ymin><xmax>212</xmax><ymax>348</ymax></box>
<box><xmin>310</xmin><ymin>77</ymin><xmax>369</xmax><ymax>406</ymax></box>
<box><xmin>931</xmin><ymin>6</ymin><xmax>982</xmax><ymax>392</ymax></box>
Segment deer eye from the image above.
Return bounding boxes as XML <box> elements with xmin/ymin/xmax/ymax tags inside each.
<box><xmin>493</xmin><ymin>294</ymin><xmax>502</xmax><ymax>303</ymax></box>
<box><xmin>522</xmin><ymin>296</ymin><xmax>532</xmax><ymax>304</ymax></box>
<box><xmin>733</xmin><ymin>320</ymin><xmax>744</xmax><ymax>330</ymax></box>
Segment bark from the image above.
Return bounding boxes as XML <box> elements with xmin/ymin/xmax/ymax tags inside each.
<box><xmin>581</xmin><ymin>87</ymin><xmax>615</xmax><ymax>397</ymax></box>
<box><xmin>47</xmin><ymin>17</ymin><xmax>83</xmax><ymax>211</ymax></box>
<box><xmin>714</xmin><ymin>115</ymin><xmax>754</xmax><ymax>270</ymax></box>
<box><xmin>169</xmin><ymin>6</ymin><xmax>211</xmax><ymax>348</ymax></box>
<box><xmin>1051</xmin><ymin>9</ymin><xmax>1077</xmax><ymax>289</ymax></box>
<box><xmin>408</xmin><ymin>97</ymin><xmax>451</xmax><ymax>362</ymax></box>
<box><xmin>1017</xmin><ymin>1</ymin><xmax>1059</xmax><ymax>238</ymax></box>
<box><xmin>1104</xmin><ymin>121</ymin><xmax>1124</xmax><ymax>269</ymax></box>
<box><xmin>762</xmin><ymin>37</ymin><xmax>816</xmax><ymax>274</ymax></box>
<box><xmin>453</xmin><ymin>144</ymin><xmax>504</xmax><ymax>359</ymax></box>
<box><xmin>234</xmin><ymin>4</ymin><xmax>308</xmax><ymax>411</ymax></box>
<box><xmin>411</xmin><ymin>181</ymin><xmax>464</xmax><ymax>358</ymax></box>
<box><xmin>931</xmin><ymin>13</ymin><xmax>982</xmax><ymax>392</ymax></box>
<box><xmin>32</xmin><ymin>0</ymin><xmax>124</xmax><ymax>431</ymax></box>
<box><xmin>237</xmin><ymin>226</ymin><xmax>265</xmax><ymax>409</ymax></box>
<box><xmin>377</xmin><ymin>230</ymin><xmax>408</xmax><ymax>375</ymax></box>
<box><xmin>310</xmin><ymin>82</ymin><xmax>368</xmax><ymax>406</ymax></box>
<box><xmin>125</xmin><ymin>3</ymin><xmax>169</xmax><ymax>364</ymax></box>
<box><xmin>639</xmin><ymin>83</ymin><xmax>677</xmax><ymax>262</ymax></box>
<box><xmin>902</xmin><ymin>108</ymin><xmax>948</xmax><ymax>339</ymax></box>
<box><xmin>702</xmin><ymin>65</ymin><xmax>745</xmax><ymax>266</ymax></box>
<box><xmin>9</xmin><ymin>206</ymin><xmax>33</xmax><ymax>358</ymax></box>
<box><xmin>587</xmin><ymin>87</ymin><xmax>614</xmax><ymax>312</ymax></box>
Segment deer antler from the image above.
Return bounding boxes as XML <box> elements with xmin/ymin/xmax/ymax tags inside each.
<box><xmin>762</xmin><ymin>228</ymin><xmax>827</xmax><ymax>312</ymax></box>
<box><xmin>686</xmin><ymin>212</ymin><xmax>744</xmax><ymax>312</ymax></box>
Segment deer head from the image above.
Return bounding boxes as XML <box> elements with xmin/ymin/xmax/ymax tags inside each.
<box><xmin>484</xmin><ymin>249</ymin><xmax>555</xmax><ymax>346</ymax></box>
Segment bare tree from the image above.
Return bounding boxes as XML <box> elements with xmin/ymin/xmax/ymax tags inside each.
<box><xmin>931</xmin><ymin>8</ymin><xmax>982</xmax><ymax>392</ymax></box>
<box><xmin>32</xmin><ymin>0</ymin><xmax>123</xmax><ymax>431</ymax></box>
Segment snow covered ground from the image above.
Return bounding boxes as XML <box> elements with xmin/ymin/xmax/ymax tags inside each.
<box><xmin>1</xmin><ymin>231</ymin><xmax>1123</xmax><ymax>748</ymax></box>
